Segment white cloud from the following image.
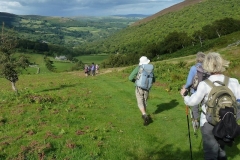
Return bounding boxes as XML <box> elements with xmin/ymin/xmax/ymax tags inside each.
<box><xmin>0</xmin><ymin>1</ymin><xmax>24</xmax><ymax>14</ymax></box>
<box><xmin>0</xmin><ymin>0</ymin><xmax>183</xmax><ymax>16</ymax></box>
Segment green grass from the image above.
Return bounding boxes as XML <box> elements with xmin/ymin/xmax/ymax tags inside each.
<box><xmin>1</xmin><ymin>44</ymin><xmax>240</xmax><ymax>159</ymax></box>
<box><xmin>77</xmin><ymin>54</ymin><xmax>109</xmax><ymax>65</ymax></box>
<box><xmin>1</xmin><ymin>55</ymin><xmax>240</xmax><ymax>159</ymax></box>
<box><xmin>0</xmin><ymin>71</ymin><xmax>197</xmax><ymax>159</ymax></box>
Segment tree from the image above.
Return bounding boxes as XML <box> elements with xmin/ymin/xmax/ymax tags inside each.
<box><xmin>44</xmin><ymin>56</ymin><xmax>55</xmax><ymax>72</ymax></box>
<box><xmin>192</xmin><ymin>30</ymin><xmax>206</xmax><ymax>47</ymax></box>
<box><xmin>0</xmin><ymin>22</ymin><xmax>29</xmax><ymax>93</ymax></box>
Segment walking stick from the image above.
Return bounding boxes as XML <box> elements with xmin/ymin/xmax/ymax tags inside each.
<box><xmin>186</xmin><ymin>106</ymin><xmax>193</xmax><ymax>160</ymax></box>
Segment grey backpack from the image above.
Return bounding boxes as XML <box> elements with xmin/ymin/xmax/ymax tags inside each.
<box><xmin>191</xmin><ymin>64</ymin><xmax>210</xmax><ymax>90</ymax></box>
<box><xmin>135</xmin><ymin>64</ymin><xmax>154</xmax><ymax>90</ymax></box>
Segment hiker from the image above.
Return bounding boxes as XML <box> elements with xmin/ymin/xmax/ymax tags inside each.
<box><xmin>180</xmin><ymin>52</ymin><xmax>240</xmax><ymax>160</ymax></box>
<box><xmin>128</xmin><ymin>56</ymin><xmax>155</xmax><ymax>126</ymax></box>
<box><xmin>84</xmin><ymin>64</ymin><xmax>90</xmax><ymax>76</ymax></box>
<box><xmin>91</xmin><ymin>63</ymin><xmax>96</xmax><ymax>76</ymax></box>
<box><xmin>96</xmin><ymin>64</ymin><xmax>99</xmax><ymax>74</ymax></box>
<box><xmin>183</xmin><ymin>52</ymin><xmax>206</xmax><ymax>129</ymax></box>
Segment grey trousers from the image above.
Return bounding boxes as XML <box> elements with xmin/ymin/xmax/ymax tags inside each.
<box><xmin>201</xmin><ymin>122</ymin><xmax>227</xmax><ymax>160</ymax></box>
<box><xmin>135</xmin><ymin>87</ymin><xmax>149</xmax><ymax>110</ymax></box>
<box><xmin>190</xmin><ymin>91</ymin><xmax>200</xmax><ymax>120</ymax></box>
<box><xmin>191</xmin><ymin>104</ymin><xmax>199</xmax><ymax>120</ymax></box>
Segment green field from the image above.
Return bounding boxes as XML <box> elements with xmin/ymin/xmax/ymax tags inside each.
<box><xmin>18</xmin><ymin>53</ymin><xmax>109</xmax><ymax>74</ymax></box>
<box><xmin>0</xmin><ymin>68</ymin><xmax>203</xmax><ymax>159</ymax></box>
<box><xmin>76</xmin><ymin>54</ymin><xmax>109</xmax><ymax>65</ymax></box>
<box><xmin>1</xmin><ymin>46</ymin><xmax>240</xmax><ymax>159</ymax></box>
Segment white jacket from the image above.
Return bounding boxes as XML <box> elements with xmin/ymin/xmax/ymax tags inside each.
<box><xmin>184</xmin><ymin>74</ymin><xmax>240</xmax><ymax>127</ymax></box>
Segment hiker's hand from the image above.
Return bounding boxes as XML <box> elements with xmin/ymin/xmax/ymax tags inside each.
<box><xmin>180</xmin><ymin>88</ymin><xmax>187</xmax><ymax>97</ymax></box>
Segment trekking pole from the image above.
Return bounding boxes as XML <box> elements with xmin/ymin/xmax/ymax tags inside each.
<box><xmin>186</xmin><ymin>106</ymin><xmax>193</xmax><ymax>160</ymax></box>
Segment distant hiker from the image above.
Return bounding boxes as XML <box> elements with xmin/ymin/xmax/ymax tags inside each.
<box><xmin>96</xmin><ymin>64</ymin><xmax>99</xmax><ymax>74</ymax></box>
<box><xmin>128</xmin><ymin>56</ymin><xmax>155</xmax><ymax>126</ymax></box>
<box><xmin>91</xmin><ymin>63</ymin><xmax>96</xmax><ymax>76</ymax></box>
<box><xmin>84</xmin><ymin>64</ymin><xmax>90</xmax><ymax>76</ymax></box>
<box><xmin>181</xmin><ymin>52</ymin><xmax>240</xmax><ymax>160</ymax></box>
<box><xmin>183</xmin><ymin>52</ymin><xmax>207</xmax><ymax>130</ymax></box>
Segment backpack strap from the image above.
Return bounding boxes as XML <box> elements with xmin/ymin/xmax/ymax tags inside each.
<box><xmin>223</xmin><ymin>76</ymin><xmax>229</xmax><ymax>86</ymax></box>
<box><xmin>204</xmin><ymin>79</ymin><xmax>215</xmax><ymax>88</ymax></box>
<box><xmin>205</xmin><ymin>76</ymin><xmax>230</xmax><ymax>87</ymax></box>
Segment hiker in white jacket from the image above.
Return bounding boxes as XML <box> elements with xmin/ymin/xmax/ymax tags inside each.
<box><xmin>181</xmin><ymin>52</ymin><xmax>240</xmax><ymax>160</ymax></box>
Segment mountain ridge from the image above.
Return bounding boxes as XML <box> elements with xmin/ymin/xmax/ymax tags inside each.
<box><xmin>131</xmin><ymin>0</ymin><xmax>203</xmax><ymax>26</ymax></box>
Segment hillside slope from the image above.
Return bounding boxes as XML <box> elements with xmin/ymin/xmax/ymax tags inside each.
<box><xmin>83</xmin><ymin>0</ymin><xmax>240</xmax><ymax>55</ymax></box>
<box><xmin>131</xmin><ymin>0</ymin><xmax>202</xmax><ymax>26</ymax></box>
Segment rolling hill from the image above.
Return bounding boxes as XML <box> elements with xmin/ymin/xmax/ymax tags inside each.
<box><xmin>80</xmin><ymin>0</ymin><xmax>240</xmax><ymax>56</ymax></box>
<box><xmin>0</xmin><ymin>12</ymin><xmax>146</xmax><ymax>48</ymax></box>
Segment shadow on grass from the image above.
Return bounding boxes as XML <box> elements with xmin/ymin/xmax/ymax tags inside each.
<box><xmin>226</xmin><ymin>137</ymin><xmax>240</xmax><ymax>159</ymax></box>
<box><xmin>126</xmin><ymin>138</ymin><xmax>240</xmax><ymax>160</ymax></box>
<box><xmin>153</xmin><ymin>99</ymin><xmax>179</xmax><ymax>114</ymax></box>
<box><xmin>38</xmin><ymin>84</ymin><xmax>77</xmax><ymax>93</ymax></box>
<box><xmin>126</xmin><ymin>143</ymin><xmax>203</xmax><ymax>160</ymax></box>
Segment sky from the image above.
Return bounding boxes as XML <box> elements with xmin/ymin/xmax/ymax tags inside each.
<box><xmin>0</xmin><ymin>0</ymin><xmax>184</xmax><ymax>17</ymax></box>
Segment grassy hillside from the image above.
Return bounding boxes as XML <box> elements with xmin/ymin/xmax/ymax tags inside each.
<box><xmin>1</xmin><ymin>2</ymin><xmax>240</xmax><ymax>159</ymax></box>
<box><xmin>131</xmin><ymin>0</ymin><xmax>202</xmax><ymax>26</ymax></box>
<box><xmin>1</xmin><ymin>44</ymin><xmax>240</xmax><ymax>159</ymax></box>
<box><xmin>0</xmin><ymin>44</ymin><xmax>240</xmax><ymax>160</ymax></box>
<box><xmin>83</xmin><ymin>0</ymin><xmax>240</xmax><ymax>55</ymax></box>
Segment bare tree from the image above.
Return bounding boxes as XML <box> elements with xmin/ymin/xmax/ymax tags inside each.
<box><xmin>216</xmin><ymin>30</ymin><xmax>221</xmax><ymax>38</ymax></box>
<box><xmin>0</xmin><ymin>22</ymin><xmax>29</xmax><ymax>94</ymax></box>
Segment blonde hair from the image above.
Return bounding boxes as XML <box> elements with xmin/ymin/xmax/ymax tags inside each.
<box><xmin>196</xmin><ymin>52</ymin><xmax>205</xmax><ymax>63</ymax></box>
<box><xmin>203</xmin><ymin>52</ymin><xmax>229</xmax><ymax>73</ymax></box>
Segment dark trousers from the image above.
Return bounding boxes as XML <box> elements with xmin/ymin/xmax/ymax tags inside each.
<box><xmin>201</xmin><ymin>122</ymin><xmax>227</xmax><ymax>160</ymax></box>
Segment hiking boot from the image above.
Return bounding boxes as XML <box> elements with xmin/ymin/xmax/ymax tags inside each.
<box><xmin>142</xmin><ymin>114</ymin><xmax>149</xmax><ymax>126</ymax></box>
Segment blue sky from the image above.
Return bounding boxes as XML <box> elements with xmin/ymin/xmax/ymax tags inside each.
<box><xmin>0</xmin><ymin>0</ymin><xmax>183</xmax><ymax>17</ymax></box>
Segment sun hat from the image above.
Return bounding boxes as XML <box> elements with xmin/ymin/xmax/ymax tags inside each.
<box><xmin>139</xmin><ymin>56</ymin><xmax>150</xmax><ymax>65</ymax></box>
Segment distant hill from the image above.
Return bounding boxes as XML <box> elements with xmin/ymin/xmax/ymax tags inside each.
<box><xmin>81</xmin><ymin>0</ymin><xmax>240</xmax><ymax>55</ymax></box>
<box><xmin>112</xmin><ymin>14</ymin><xmax>149</xmax><ymax>18</ymax></box>
<box><xmin>0</xmin><ymin>12</ymin><xmax>144</xmax><ymax>48</ymax></box>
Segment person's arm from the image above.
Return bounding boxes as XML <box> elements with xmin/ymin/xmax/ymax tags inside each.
<box><xmin>128</xmin><ymin>66</ymin><xmax>139</xmax><ymax>82</ymax></box>
<box><xmin>185</xmin><ymin>66</ymin><xmax>196</xmax><ymax>89</ymax></box>
<box><xmin>183</xmin><ymin>81</ymin><xmax>207</xmax><ymax>106</ymax></box>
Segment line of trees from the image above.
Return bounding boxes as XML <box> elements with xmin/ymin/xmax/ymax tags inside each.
<box><xmin>101</xmin><ymin>18</ymin><xmax>240</xmax><ymax>67</ymax></box>
<box><xmin>16</xmin><ymin>39</ymin><xmax>79</xmax><ymax>60</ymax></box>
<box><xmin>144</xmin><ymin>18</ymin><xmax>240</xmax><ymax>59</ymax></box>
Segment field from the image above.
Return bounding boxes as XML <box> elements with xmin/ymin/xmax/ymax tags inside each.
<box><xmin>18</xmin><ymin>53</ymin><xmax>109</xmax><ymax>74</ymax></box>
<box><xmin>0</xmin><ymin>67</ymin><xmax>201</xmax><ymax>160</ymax></box>
<box><xmin>1</xmin><ymin>46</ymin><xmax>240</xmax><ymax>159</ymax></box>
<box><xmin>76</xmin><ymin>54</ymin><xmax>109</xmax><ymax>65</ymax></box>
